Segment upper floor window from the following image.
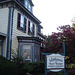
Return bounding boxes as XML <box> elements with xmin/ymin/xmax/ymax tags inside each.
<box><xmin>20</xmin><ymin>15</ymin><xmax>24</xmax><ymax>28</ymax></box>
<box><xmin>30</xmin><ymin>21</ymin><xmax>33</xmax><ymax>32</ymax></box>
<box><xmin>38</xmin><ymin>27</ymin><xmax>41</xmax><ymax>33</ymax></box>
<box><xmin>17</xmin><ymin>13</ymin><xmax>35</xmax><ymax>36</ymax></box>
<box><xmin>17</xmin><ymin>13</ymin><xmax>27</xmax><ymax>32</ymax></box>
<box><xmin>28</xmin><ymin>20</ymin><xmax>35</xmax><ymax>36</ymax></box>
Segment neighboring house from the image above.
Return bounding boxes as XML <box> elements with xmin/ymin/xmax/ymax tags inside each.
<box><xmin>0</xmin><ymin>0</ymin><xmax>45</xmax><ymax>62</ymax></box>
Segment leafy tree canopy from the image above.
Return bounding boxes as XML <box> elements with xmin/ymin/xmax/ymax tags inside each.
<box><xmin>41</xmin><ymin>24</ymin><xmax>75</xmax><ymax>61</ymax></box>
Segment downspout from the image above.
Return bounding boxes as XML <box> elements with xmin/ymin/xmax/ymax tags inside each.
<box><xmin>6</xmin><ymin>6</ymin><xmax>14</xmax><ymax>60</ymax></box>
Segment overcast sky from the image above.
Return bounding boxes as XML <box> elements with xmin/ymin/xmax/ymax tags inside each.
<box><xmin>32</xmin><ymin>0</ymin><xmax>75</xmax><ymax>35</ymax></box>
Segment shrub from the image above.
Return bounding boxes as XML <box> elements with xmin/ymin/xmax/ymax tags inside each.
<box><xmin>12</xmin><ymin>57</ymin><xmax>26</xmax><ymax>75</ymax></box>
<box><xmin>23</xmin><ymin>62</ymin><xmax>45</xmax><ymax>75</ymax></box>
<box><xmin>0</xmin><ymin>55</ymin><xmax>17</xmax><ymax>75</ymax></box>
<box><xmin>67</xmin><ymin>69</ymin><xmax>75</xmax><ymax>75</ymax></box>
<box><xmin>39</xmin><ymin>62</ymin><xmax>45</xmax><ymax>73</ymax></box>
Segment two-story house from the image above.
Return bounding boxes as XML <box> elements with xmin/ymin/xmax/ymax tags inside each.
<box><xmin>0</xmin><ymin>0</ymin><xmax>45</xmax><ymax>62</ymax></box>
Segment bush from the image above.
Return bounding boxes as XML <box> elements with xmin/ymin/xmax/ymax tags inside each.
<box><xmin>24</xmin><ymin>62</ymin><xmax>45</xmax><ymax>75</ymax></box>
<box><xmin>39</xmin><ymin>61</ymin><xmax>45</xmax><ymax>73</ymax></box>
<box><xmin>12</xmin><ymin>57</ymin><xmax>26</xmax><ymax>75</ymax></box>
<box><xmin>67</xmin><ymin>69</ymin><xmax>75</xmax><ymax>75</ymax></box>
<box><xmin>0</xmin><ymin>55</ymin><xmax>17</xmax><ymax>75</ymax></box>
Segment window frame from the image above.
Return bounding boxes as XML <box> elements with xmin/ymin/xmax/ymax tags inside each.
<box><xmin>17</xmin><ymin>13</ymin><xmax>27</xmax><ymax>33</ymax></box>
<box><xmin>22</xmin><ymin>44</ymin><xmax>32</xmax><ymax>62</ymax></box>
<box><xmin>28</xmin><ymin>20</ymin><xmax>35</xmax><ymax>36</ymax></box>
<box><xmin>24</xmin><ymin>0</ymin><xmax>32</xmax><ymax>12</ymax></box>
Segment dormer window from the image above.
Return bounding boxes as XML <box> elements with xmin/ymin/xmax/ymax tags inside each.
<box><xmin>25</xmin><ymin>0</ymin><xmax>28</xmax><ymax>8</ymax></box>
<box><xmin>29</xmin><ymin>4</ymin><xmax>31</xmax><ymax>11</ymax></box>
<box><xmin>24</xmin><ymin>0</ymin><xmax>32</xmax><ymax>12</ymax></box>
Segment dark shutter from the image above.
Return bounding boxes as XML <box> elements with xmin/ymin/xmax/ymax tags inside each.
<box><xmin>17</xmin><ymin>13</ymin><xmax>21</xmax><ymax>29</ymax></box>
<box><xmin>24</xmin><ymin>18</ymin><xmax>27</xmax><ymax>32</ymax></box>
<box><xmin>33</xmin><ymin>24</ymin><xmax>35</xmax><ymax>36</ymax></box>
<box><xmin>28</xmin><ymin>20</ymin><xmax>30</xmax><ymax>34</ymax></box>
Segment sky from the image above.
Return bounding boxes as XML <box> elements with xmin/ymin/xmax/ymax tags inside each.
<box><xmin>32</xmin><ymin>0</ymin><xmax>75</xmax><ymax>35</ymax></box>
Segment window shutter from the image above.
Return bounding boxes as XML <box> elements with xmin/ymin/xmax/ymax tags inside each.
<box><xmin>17</xmin><ymin>13</ymin><xmax>21</xmax><ymax>29</ymax></box>
<box><xmin>33</xmin><ymin>24</ymin><xmax>35</xmax><ymax>36</ymax></box>
<box><xmin>24</xmin><ymin>18</ymin><xmax>27</xmax><ymax>32</ymax></box>
<box><xmin>28</xmin><ymin>20</ymin><xmax>30</xmax><ymax>34</ymax></box>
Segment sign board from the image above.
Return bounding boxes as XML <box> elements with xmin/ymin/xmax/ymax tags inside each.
<box><xmin>46</xmin><ymin>54</ymin><xmax>65</xmax><ymax>72</ymax></box>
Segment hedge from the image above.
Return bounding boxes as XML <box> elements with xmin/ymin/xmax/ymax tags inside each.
<box><xmin>0</xmin><ymin>55</ymin><xmax>45</xmax><ymax>75</ymax></box>
<box><xmin>0</xmin><ymin>55</ymin><xmax>17</xmax><ymax>75</ymax></box>
<box><xmin>23</xmin><ymin>62</ymin><xmax>45</xmax><ymax>75</ymax></box>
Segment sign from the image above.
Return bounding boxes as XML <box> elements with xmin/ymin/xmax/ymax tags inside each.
<box><xmin>47</xmin><ymin>54</ymin><xmax>65</xmax><ymax>72</ymax></box>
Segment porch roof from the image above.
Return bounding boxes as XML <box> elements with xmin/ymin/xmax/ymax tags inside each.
<box><xmin>17</xmin><ymin>36</ymin><xmax>43</xmax><ymax>42</ymax></box>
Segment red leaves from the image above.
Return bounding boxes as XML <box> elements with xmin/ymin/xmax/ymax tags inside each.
<box><xmin>41</xmin><ymin>25</ymin><xmax>75</xmax><ymax>57</ymax></box>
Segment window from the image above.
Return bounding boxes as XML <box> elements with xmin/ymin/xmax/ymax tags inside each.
<box><xmin>22</xmin><ymin>45</ymin><xmax>31</xmax><ymax>62</ymax></box>
<box><xmin>38</xmin><ymin>27</ymin><xmax>41</xmax><ymax>33</ymax></box>
<box><xmin>30</xmin><ymin>21</ymin><xmax>33</xmax><ymax>34</ymax></box>
<box><xmin>25</xmin><ymin>0</ymin><xmax>28</xmax><ymax>8</ymax></box>
<box><xmin>28</xmin><ymin>20</ymin><xmax>35</xmax><ymax>36</ymax></box>
<box><xmin>28</xmin><ymin>4</ymin><xmax>31</xmax><ymax>11</ymax></box>
<box><xmin>34</xmin><ymin>46</ymin><xmax>40</xmax><ymax>62</ymax></box>
<box><xmin>33</xmin><ymin>24</ymin><xmax>35</xmax><ymax>36</ymax></box>
<box><xmin>24</xmin><ymin>18</ymin><xmax>27</xmax><ymax>32</ymax></box>
<box><xmin>20</xmin><ymin>15</ymin><xmax>24</xmax><ymax>28</ymax></box>
<box><xmin>17</xmin><ymin>13</ymin><xmax>27</xmax><ymax>32</ymax></box>
<box><xmin>24</xmin><ymin>0</ymin><xmax>32</xmax><ymax>12</ymax></box>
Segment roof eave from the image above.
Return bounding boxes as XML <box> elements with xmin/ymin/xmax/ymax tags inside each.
<box><xmin>15</xmin><ymin>0</ymin><xmax>41</xmax><ymax>24</ymax></box>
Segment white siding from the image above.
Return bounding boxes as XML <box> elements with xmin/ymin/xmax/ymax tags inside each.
<box><xmin>0</xmin><ymin>8</ymin><xmax>9</xmax><ymax>34</ymax></box>
<box><xmin>12</xmin><ymin>9</ymin><xmax>38</xmax><ymax>52</ymax></box>
<box><xmin>12</xmin><ymin>9</ymin><xmax>30</xmax><ymax>51</ymax></box>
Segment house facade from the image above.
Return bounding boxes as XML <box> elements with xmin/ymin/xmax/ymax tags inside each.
<box><xmin>0</xmin><ymin>0</ymin><xmax>45</xmax><ymax>62</ymax></box>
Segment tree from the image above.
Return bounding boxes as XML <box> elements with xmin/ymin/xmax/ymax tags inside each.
<box><xmin>41</xmin><ymin>25</ymin><xmax>75</xmax><ymax>63</ymax></box>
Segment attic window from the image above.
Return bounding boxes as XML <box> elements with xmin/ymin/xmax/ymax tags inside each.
<box><xmin>25</xmin><ymin>0</ymin><xmax>28</xmax><ymax>8</ymax></box>
<box><xmin>24</xmin><ymin>0</ymin><xmax>32</xmax><ymax>12</ymax></box>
